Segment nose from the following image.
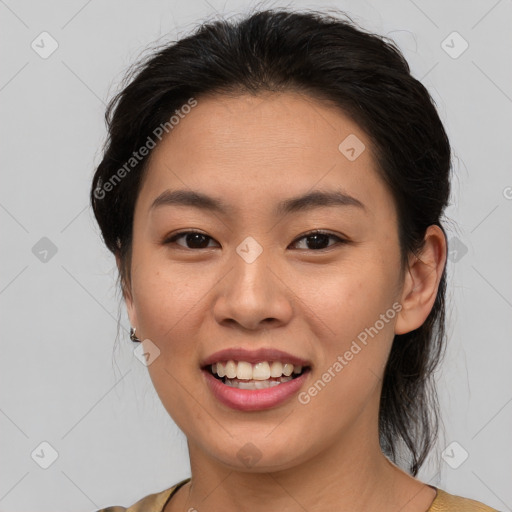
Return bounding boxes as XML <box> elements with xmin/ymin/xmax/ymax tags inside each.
<box><xmin>213</xmin><ymin>242</ymin><xmax>294</xmax><ymax>331</ymax></box>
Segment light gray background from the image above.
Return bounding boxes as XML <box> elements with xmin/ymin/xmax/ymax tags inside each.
<box><xmin>1</xmin><ymin>0</ymin><xmax>511</xmax><ymax>510</ymax></box>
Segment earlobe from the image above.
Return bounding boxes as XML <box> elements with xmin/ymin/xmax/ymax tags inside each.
<box><xmin>394</xmin><ymin>225</ymin><xmax>447</xmax><ymax>335</ymax></box>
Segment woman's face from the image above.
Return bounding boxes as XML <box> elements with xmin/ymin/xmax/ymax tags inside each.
<box><xmin>125</xmin><ymin>91</ymin><xmax>409</xmax><ymax>471</ymax></box>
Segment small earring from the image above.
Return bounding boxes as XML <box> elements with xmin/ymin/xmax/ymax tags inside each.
<box><xmin>130</xmin><ymin>327</ymin><xmax>141</xmax><ymax>342</ymax></box>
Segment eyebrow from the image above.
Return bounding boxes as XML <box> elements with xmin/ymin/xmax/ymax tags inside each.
<box><xmin>149</xmin><ymin>188</ymin><xmax>365</xmax><ymax>216</ymax></box>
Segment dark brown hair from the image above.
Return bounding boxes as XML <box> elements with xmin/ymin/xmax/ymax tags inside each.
<box><xmin>91</xmin><ymin>8</ymin><xmax>451</xmax><ymax>476</ymax></box>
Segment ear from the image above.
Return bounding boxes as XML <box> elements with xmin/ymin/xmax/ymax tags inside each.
<box><xmin>115</xmin><ymin>253</ymin><xmax>137</xmax><ymax>328</ymax></box>
<box><xmin>394</xmin><ymin>225</ymin><xmax>447</xmax><ymax>335</ymax></box>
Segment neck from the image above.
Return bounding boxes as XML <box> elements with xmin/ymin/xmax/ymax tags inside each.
<box><xmin>173</xmin><ymin>409</ymin><xmax>430</xmax><ymax>512</ymax></box>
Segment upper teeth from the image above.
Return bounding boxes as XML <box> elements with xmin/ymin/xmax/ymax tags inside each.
<box><xmin>211</xmin><ymin>361</ymin><xmax>303</xmax><ymax>380</ymax></box>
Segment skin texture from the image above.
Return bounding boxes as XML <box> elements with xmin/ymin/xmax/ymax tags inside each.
<box><xmin>120</xmin><ymin>91</ymin><xmax>446</xmax><ymax>511</ymax></box>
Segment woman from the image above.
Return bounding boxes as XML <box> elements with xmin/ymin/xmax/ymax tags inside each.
<box><xmin>91</xmin><ymin>8</ymin><xmax>498</xmax><ymax>512</ymax></box>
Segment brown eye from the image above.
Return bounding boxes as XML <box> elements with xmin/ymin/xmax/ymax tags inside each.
<box><xmin>164</xmin><ymin>230</ymin><xmax>346</xmax><ymax>251</ymax></box>
<box><xmin>165</xmin><ymin>231</ymin><xmax>219</xmax><ymax>249</ymax></box>
<box><xmin>290</xmin><ymin>230</ymin><xmax>346</xmax><ymax>251</ymax></box>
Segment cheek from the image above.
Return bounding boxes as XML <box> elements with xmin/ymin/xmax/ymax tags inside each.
<box><xmin>296</xmin><ymin>275</ymin><xmax>396</xmax><ymax>439</ymax></box>
<box><xmin>130</xmin><ymin>263</ymin><xmax>211</xmax><ymax>424</ymax></box>
<box><xmin>130</xmin><ymin>259</ymin><xmax>213</xmax><ymax>358</ymax></box>
<box><xmin>129</xmin><ymin>255</ymin><xmax>235</xmax><ymax>423</ymax></box>
<box><xmin>298</xmin><ymin>259</ymin><xmax>397</xmax><ymax>343</ymax></box>
<box><xmin>298</xmin><ymin>260</ymin><xmax>398</xmax><ymax>399</ymax></box>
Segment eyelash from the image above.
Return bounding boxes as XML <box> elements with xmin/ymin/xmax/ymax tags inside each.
<box><xmin>163</xmin><ymin>229</ymin><xmax>347</xmax><ymax>251</ymax></box>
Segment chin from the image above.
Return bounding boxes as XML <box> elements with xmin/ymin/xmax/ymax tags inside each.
<box><xmin>204</xmin><ymin>436</ymin><xmax>311</xmax><ymax>473</ymax></box>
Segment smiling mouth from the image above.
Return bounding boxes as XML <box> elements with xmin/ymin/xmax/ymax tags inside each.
<box><xmin>203</xmin><ymin>360</ymin><xmax>311</xmax><ymax>390</ymax></box>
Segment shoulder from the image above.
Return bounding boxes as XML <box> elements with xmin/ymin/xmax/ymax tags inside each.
<box><xmin>94</xmin><ymin>478</ymin><xmax>191</xmax><ymax>512</ymax></box>
<box><xmin>429</xmin><ymin>487</ymin><xmax>500</xmax><ymax>512</ymax></box>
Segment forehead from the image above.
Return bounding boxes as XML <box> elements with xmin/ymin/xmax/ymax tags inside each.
<box><xmin>137</xmin><ymin>92</ymin><xmax>395</xmax><ymax>221</ymax></box>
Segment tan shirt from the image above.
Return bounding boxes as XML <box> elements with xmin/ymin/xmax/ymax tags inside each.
<box><xmin>95</xmin><ymin>478</ymin><xmax>500</xmax><ymax>511</ymax></box>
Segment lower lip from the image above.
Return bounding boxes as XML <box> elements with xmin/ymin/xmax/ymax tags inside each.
<box><xmin>202</xmin><ymin>369</ymin><xmax>310</xmax><ymax>411</ymax></box>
